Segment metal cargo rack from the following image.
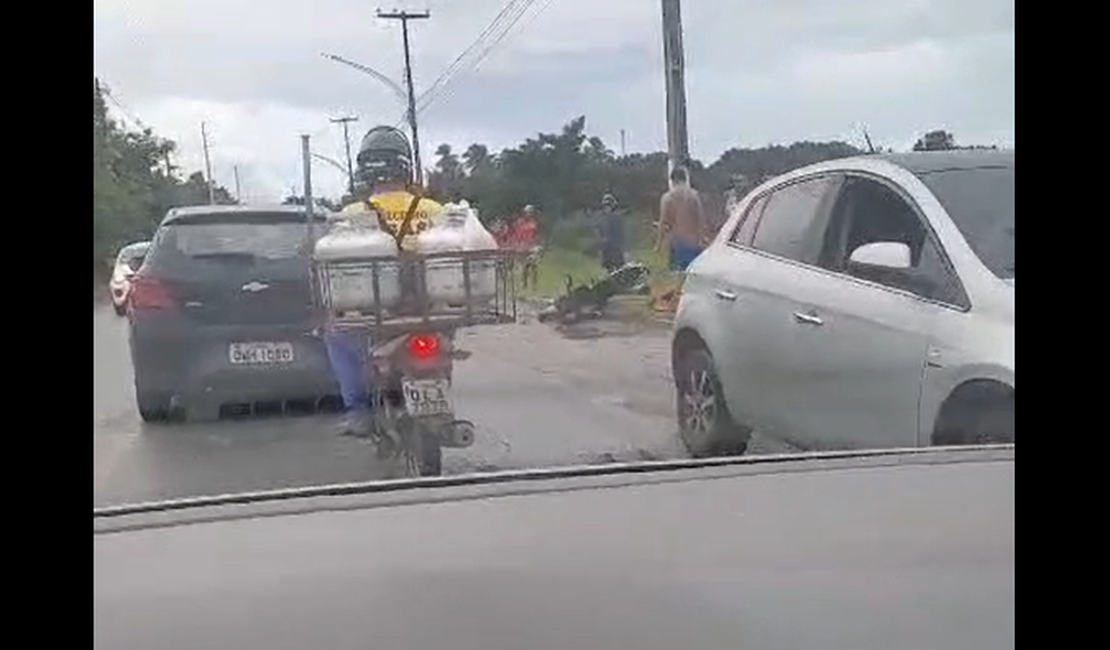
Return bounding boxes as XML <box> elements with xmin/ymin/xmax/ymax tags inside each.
<box><xmin>312</xmin><ymin>249</ymin><xmax>519</xmax><ymax>339</ymax></box>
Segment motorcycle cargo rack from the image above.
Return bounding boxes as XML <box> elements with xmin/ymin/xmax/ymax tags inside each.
<box><xmin>312</xmin><ymin>249</ymin><xmax>519</xmax><ymax>339</ymax></box>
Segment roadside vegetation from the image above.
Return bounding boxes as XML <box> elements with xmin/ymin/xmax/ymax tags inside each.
<box><xmin>96</xmin><ymin>74</ymin><xmax>992</xmax><ymax>301</ymax></box>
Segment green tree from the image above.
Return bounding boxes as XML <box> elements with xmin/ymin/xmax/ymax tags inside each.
<box><xmin>93</xmin><ymin>77</ymin><xmax>236</xmax><ymax>268</ymax></box>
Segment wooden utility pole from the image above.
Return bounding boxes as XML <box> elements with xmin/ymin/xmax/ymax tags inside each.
<box><xmin>660</xmin><ymin>0</ymin><xmax>690</xmax><ymax>183</ymax></box>
<box><xmin>200</xmin><ymin>122</ymin><xmax>216</xmax><ymax>204</ymax></box>
<box><xmin>330</xmin><ymin>115</ymin><xmax>359</xmax><ymax>195</ymax></box>
<box><xmin>233</xmin><ymin>165</ymin><xmax>242</xmax><ymax>203</ymax></box>
<box><xmin>301</xmin><ymin>135</ymin><xmax>316</xmax><ymax>241</ymax></box>
<box><xmin>620</xmin><ymin>129</ymin><xmax>627</xmax><ymax>156</ymax></box>
<box><xmin>377</xmin><ymin>8</ymin><xmax>430</xmax><ymax>186</ymax></box>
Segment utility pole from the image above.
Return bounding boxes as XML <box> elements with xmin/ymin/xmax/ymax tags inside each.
<box><xmin>620</xmin><ymin>129</ymin><xmax>627</xmax><ymax>157</ymax></box>
<box><xmin>233</xmin><ymin>165</ymin><xmax>242</xmax><ymax>203</ymax></box>
<box><xmin>330</xmin><ymin>115</ymin><xmax>359</xmax><ymax>195</ymax></box>
<box><xmin>301</xmin><ymin>135</ymin><xmax>316</xmax><ymax>240</ymax></box>
<box><xmin>660</xmin><ymin>0</ymin><xmax>690</xmax><ymax>184</ymax></box>
<box><xmin>200</xmin><ymin>122</ymin><xmax>216</xmax><ymax>204</ymax></box>
<box><xmin>377</xmin><ymin>8</ymin><xmax>430</xmax><ymax>186</ymax></box>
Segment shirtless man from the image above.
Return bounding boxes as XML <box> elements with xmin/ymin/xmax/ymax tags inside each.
<box><xmin>653</xmin><ymin>166</ymin><xmax>708</xmax><ymax>312</ymax></box>
<box><xmin>655</xmin><ymin>165</ymin><xmax>708</xmax><ymax>271</ymax></box>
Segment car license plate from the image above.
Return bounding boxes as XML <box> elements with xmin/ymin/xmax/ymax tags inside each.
<box><xmin>401</xmin><ymin>378</ymin><xmax>453</xmax><ymax>417</ymax></box>
<box><xmin>228</xmin><ymin>342</ymin><xmax>295</xmax><ymax>365</ymax></box>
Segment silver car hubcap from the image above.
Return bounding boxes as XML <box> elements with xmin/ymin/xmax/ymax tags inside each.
<box><xmin>682</xmin><ymin>368</ymin><xmax>717</xmax><ymax>440</ymax></box>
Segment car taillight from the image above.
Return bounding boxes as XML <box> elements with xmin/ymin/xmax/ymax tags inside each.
<box><xmin>406</xmin><ymin>333</ymin><xmax>441</xmax><ymax>359</ymax></box>
<box><xmin>129</xmin><ymin>276</ymin><xmax>175</xmax><ymax>311</ymax></box>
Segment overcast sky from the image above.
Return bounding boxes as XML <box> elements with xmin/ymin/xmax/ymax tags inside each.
<box><xmin>93</xmin><ymin>0</ymin><xmax>1014</xmax><ymax>203</ymax></box>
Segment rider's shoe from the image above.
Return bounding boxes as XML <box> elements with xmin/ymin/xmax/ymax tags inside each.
<box><xmin>336</xmin><ymin>410</ymin><xmax>373</xmax><ymax>438</ymax></box>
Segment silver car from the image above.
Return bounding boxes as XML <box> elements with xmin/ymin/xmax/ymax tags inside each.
<box><xmin>671</xmin><ymin>150</ymin><xmax>1014</xmax><ymax>456</ymax></box>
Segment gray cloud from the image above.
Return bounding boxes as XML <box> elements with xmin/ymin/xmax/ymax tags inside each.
<box><xmin>94</xmin><ymin>0</ymin><xmax>1014</xmax><ymax>200</ymax></box>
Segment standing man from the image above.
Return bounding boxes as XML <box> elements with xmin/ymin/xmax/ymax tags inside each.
<box><xmin>323</xmin><ymin>125</ymin><xmax>443</xmax><ymax>435</ymax></box>
<box><xmin>656</xmin><ymin>165</ymin><xmax>708</xmax><ymax>272</ymax></box>
<box><xmin>654</xmin><ymin>165</ymin><xmax>708</xmax><ymax>311</ymax></box>
<box><xmin>597</xmin><ymin>193</ymin><xmax>627</xmax><ymax>273</ymax></box>
<box><xmin>511</xmin><ymin>205</ymin><xmax>541</xmax><ymax>290</ymax></box>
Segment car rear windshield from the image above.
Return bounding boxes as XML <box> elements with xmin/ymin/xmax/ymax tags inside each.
<box><xmin>915</xmin><ymin>165</ymin><xmax>1014</xmax><ymax>279</ymax></box>
<box><xmin>156</xmin><ymin>213</ymin><xmax>313</xmax><ymax>264</ymax></box>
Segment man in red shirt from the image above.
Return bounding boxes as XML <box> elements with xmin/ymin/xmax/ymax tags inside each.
<box><xmin>510</xmin><ymin>205</ymin><xmax>541</xmax><ymax>290</ymax></box>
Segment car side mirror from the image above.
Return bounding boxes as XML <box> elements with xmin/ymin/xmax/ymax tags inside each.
<box><xmin>848</xmin><ymin>241</ymin><xmax>911</xmax><ymax>270</ymax></box>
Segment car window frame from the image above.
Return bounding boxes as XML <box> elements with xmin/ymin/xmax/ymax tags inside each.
<box><xmin>727</xmin><ymin>191</ymin><xmax>770</xmax><ymax>247</ymax></box>
<box><xmin>815</xmin><ymin>171</ymin><xmax>971</xmax><ymax>312</ymax></box>
<box><xmin>727</xmin><ymin>173</ymin><xmax>842</xmax><ymax>267</ymax></box>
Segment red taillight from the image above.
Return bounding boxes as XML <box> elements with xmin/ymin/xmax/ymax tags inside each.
<box><xmin>129</xmin><ymin>276</ymin><xmax>175</xmax><ymax>311</ymax></box>
<box><xmin>406</xmin><ymin>333</ymin><xmax>441</xmax><ymax>359</ymax></box>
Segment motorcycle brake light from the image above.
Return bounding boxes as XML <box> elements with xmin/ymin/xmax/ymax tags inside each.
<box><xmin>406</xmin><ymin>333</ymin><xmax>441</xmax><ymax>359</ymax></box>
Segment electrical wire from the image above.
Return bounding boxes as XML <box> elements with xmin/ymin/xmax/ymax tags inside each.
<box><xmin>415</xmin><ymin>0</ymin><xmax>554</xmax><ymax>119</ymax></box>
<box><xmin>415</xmin><ymin>0</ymin><xmax>538</xmax><ymax>116</ymax></box>
<box><xmin>415</xmin><ymin>0</ymin><xmax>528</xmax><ymax>110</ymax></box>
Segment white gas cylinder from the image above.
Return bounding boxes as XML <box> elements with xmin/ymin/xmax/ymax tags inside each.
<box><xmin>459</xmin><ymin>201</ymin><xmax>498</xmax><ymax>300</ymax></box>
<box><xmin>313</xmin><ymin>215</ymin><xmax>402</xmax><ymax>313</ymax></box>
<box><xmin>416</xmin><ymin>202</ymin><xmax>496</xmax><ymax>305</ymax></box>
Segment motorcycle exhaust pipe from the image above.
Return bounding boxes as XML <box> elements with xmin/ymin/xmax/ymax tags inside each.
<box><xmin>440</xmin><ymin>419</ymin><xmax>476</xmax><ymax>448</ymax></box>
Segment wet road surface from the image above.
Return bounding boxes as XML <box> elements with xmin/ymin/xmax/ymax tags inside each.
<box><xmin>94</xmin><ymin>306</ymin><xmax>793</xmax><ymax>507</ymax></box>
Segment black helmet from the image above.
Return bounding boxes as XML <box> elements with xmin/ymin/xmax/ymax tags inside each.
<box><xmin>353</xmin><ymin>126</ymin><xmax>413</xmax><ymax>192</ymax></box>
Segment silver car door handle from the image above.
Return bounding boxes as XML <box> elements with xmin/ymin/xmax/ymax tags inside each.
<box><xmin>714</xmin><ymin>289</ymin><xmax>738</xmax><ymax>301</ymax></box>
<box><xmin>793</xmin><ymin>311</ymin><xmax>824</xmax><ymax>326</ymax></box>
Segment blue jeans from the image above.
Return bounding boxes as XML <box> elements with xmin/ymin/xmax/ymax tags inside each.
<box><xmin>323</xmin><ymin>329</ymin><xmax>371</xmax><ymax>413</ymax></box>
<box><xmin>669</xmin><ymin>240</ymin><xmax>703</xmax><ymax>271</ymax></box>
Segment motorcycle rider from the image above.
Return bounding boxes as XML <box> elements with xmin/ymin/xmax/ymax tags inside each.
<box><xmin>324</xmin><ymin>125</ymin><xmax>444</xmax><ymax>434</ymax></box>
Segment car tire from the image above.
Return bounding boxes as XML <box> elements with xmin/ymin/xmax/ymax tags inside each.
<box><xmin>966</xmin><ymin>399</ymin><xmax>1014</xmax><ymax>444</ymax></box>
<box><xmin>932</xmin><ymin>383</ymin><xmax>1014</xmax><ymax>446</ymax></box>
<box><xmin>674</xmin><ymin>347</ymin><xmax>751</xmax><ymax>457</ymax></box>
<box><xmin>136</xmin><ymin>389</ymin><xmax>172</xmax><ymax>423</ymax></box>
<box><xmin>113</xmin><ymin>302</ymin><xmax>127</xmax><ymax>317</ymax></box>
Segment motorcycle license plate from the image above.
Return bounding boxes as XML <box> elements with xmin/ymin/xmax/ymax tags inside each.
<box><xmin>401</xmin><ymin>378</ymin><xmax>453</xmax><ymax>418</ymax></box>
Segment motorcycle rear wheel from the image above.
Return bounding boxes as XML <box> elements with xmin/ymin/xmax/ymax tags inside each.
<box><xmin>399</xmin><ymin>425</ymin><xmax>443</xmax><ymax>477</ymax></box>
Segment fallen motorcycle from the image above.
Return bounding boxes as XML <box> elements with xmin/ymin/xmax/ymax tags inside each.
<box><xmin>537</xmin><ymin>261</ymin><xmax>651</xmax><ymax>325</ymax></box>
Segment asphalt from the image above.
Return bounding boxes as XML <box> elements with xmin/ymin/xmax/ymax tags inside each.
<box><xmin>94</xmin><ymin>305</ymin><xmax>794</xmax><ymax>507</ymax></box>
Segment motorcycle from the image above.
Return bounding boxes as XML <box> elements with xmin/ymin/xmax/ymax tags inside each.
<box><xmin>351</xmin><ymin>328</ymin><xmax>477</xmax><ymax>478</ymax></box>
<box><xmin>537</xmin><ymin>260</ymin><xmax>651</xmax><ymax>324</ymax></box>
<box><xmin>314</xmin><ymin>193</ymin><xmax>517</xmax><ymax>477</ymax></box>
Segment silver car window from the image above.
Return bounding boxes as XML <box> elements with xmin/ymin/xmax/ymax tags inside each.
<box><xmin>749</xmin><ymin>175</ymin><xmax>838</xmax><ymax>263</ymax></box>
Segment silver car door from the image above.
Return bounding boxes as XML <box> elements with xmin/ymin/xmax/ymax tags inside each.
<box><xmin>697</xmin><ymin>192</ymin><xmax>769</xmax><ymax>428</ymax></box>
<box><xmin>777</xmin><ymin>175</ymin><xmax>965</xmax><ymax>450</ymax></box>
<box><xmin>717</xmin><ymin>174</ymin><xmax>843</xmax><ymax>442</ymax></box>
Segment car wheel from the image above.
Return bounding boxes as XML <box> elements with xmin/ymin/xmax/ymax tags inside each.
<box><xmin>932</xmin><ymin>382</ymin><xmax>1014</xmax><ymax>446</ymax></box>
<box><xmin>113</xmin><ymin>302</ymin><xmax>127</xmax><ymax>317</ymax></box>
<box><xmin>967</xmin><ymin>399</ymin><xmax>1014</xmax><ymax>444</ymax></box>
<box><xmin>136</xmin><ymin>389</ymin><xmax>172</xmax><ymax>423</ymax></box>
<box><xmin>674</xmin><ymin>347</ymin><xmax>751</xmax><ymax>457</ymax></box>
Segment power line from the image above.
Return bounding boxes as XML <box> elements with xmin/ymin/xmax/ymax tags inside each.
<box><xmin>414</xmin><ymin>0</ymin><xmax>526</xmax><ymax>113</ymax></box>
<box><xmin>415</xmin><ymin>0</ymin><xmax>552</xmax><ymax>118</ymax></box>
<box><xmin>389</xmin><ymin>0</ymin><xmax>534</xmax><ymax>129</ymax></box>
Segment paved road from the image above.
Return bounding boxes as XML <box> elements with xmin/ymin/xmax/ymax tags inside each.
<box><xmin>94</xmin><ymin>306</ymin><xmax>792</xmax><ymax>507</ymax></box>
